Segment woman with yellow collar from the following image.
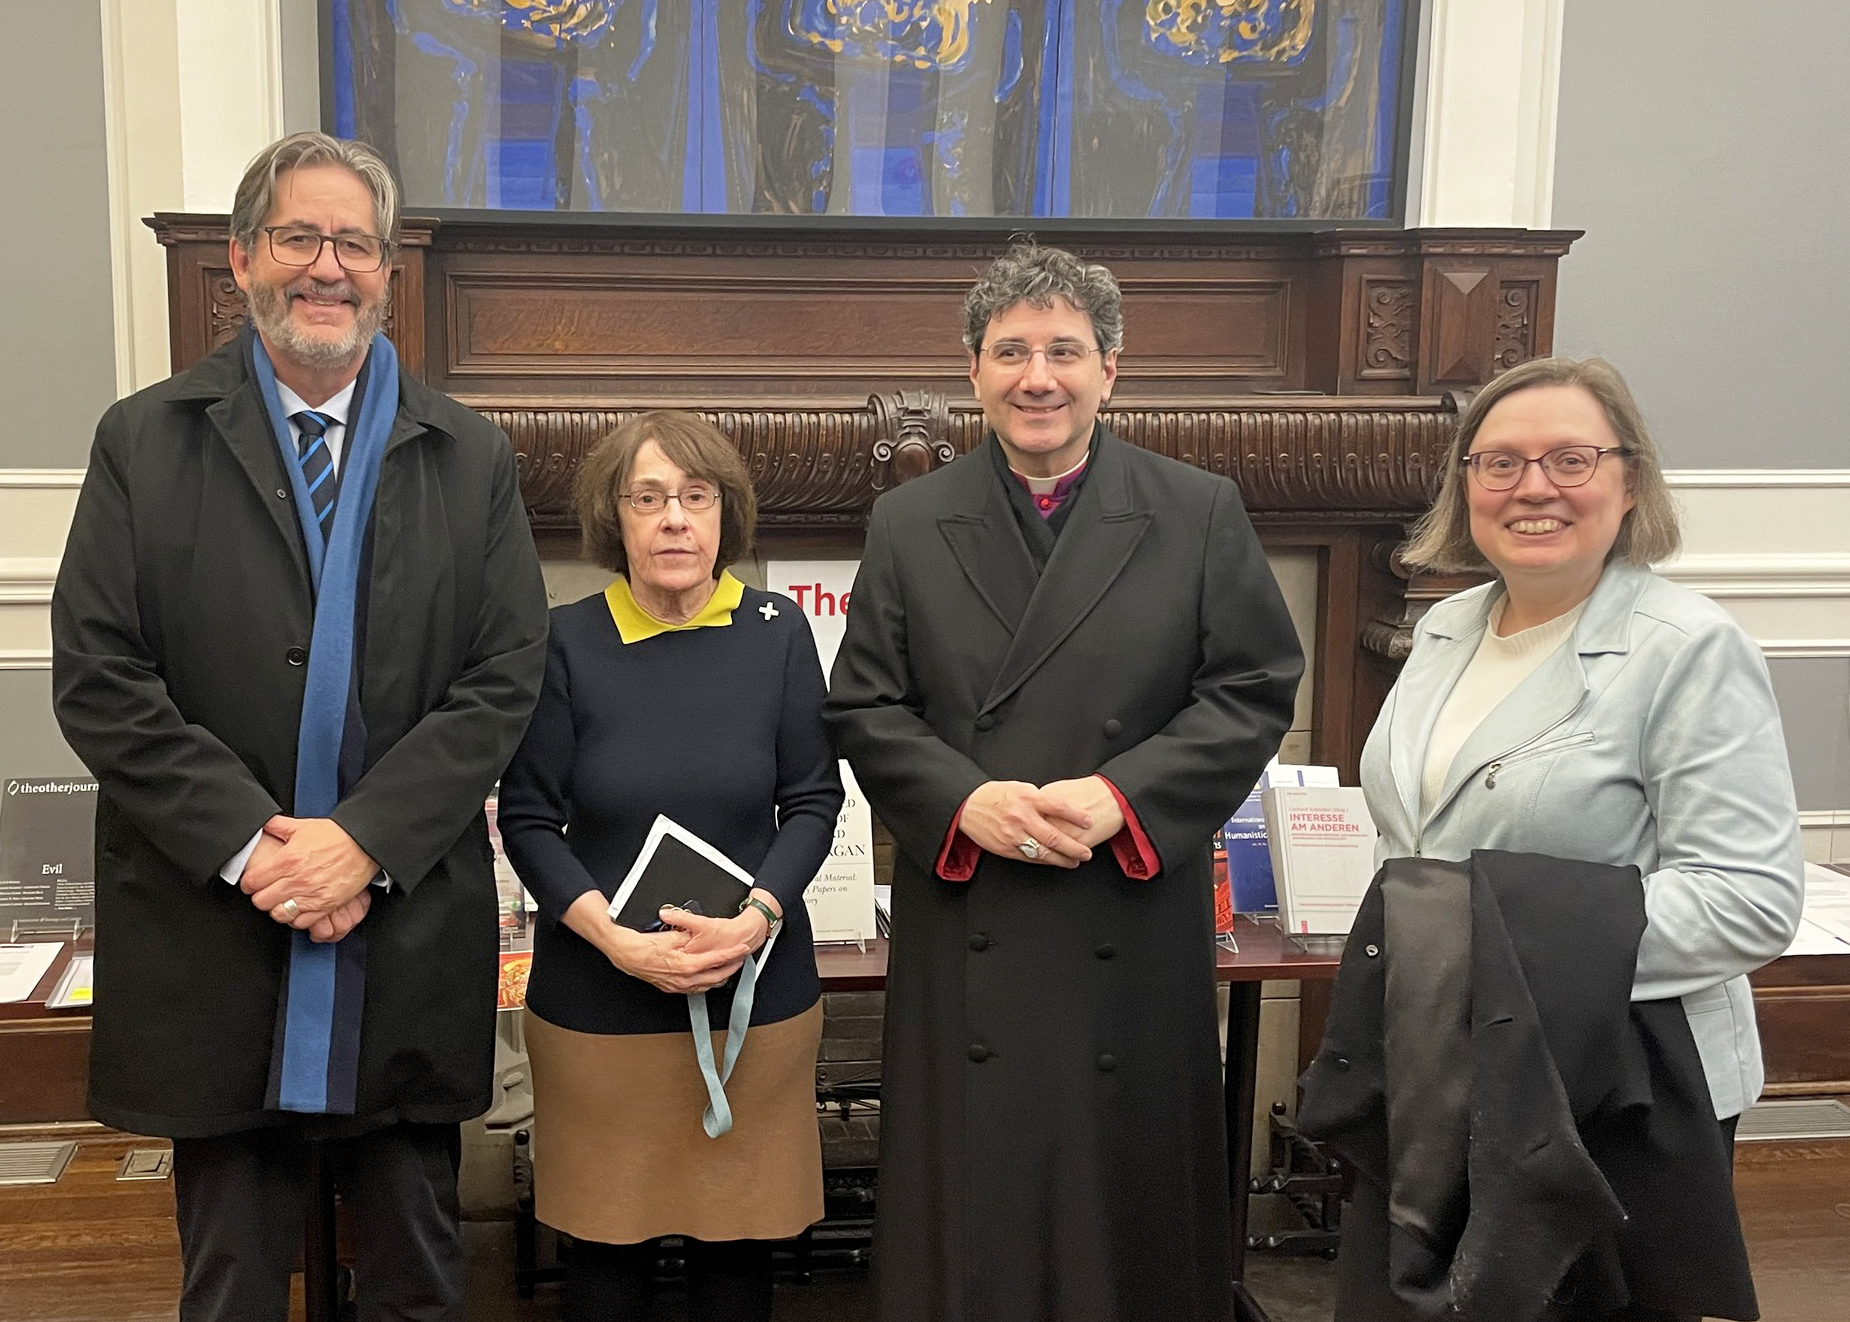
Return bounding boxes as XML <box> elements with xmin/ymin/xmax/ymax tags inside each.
<box><xmin>499</xmin><ymin>411</ymin><xmax>843</xmax><ymax>1321</ymax></box>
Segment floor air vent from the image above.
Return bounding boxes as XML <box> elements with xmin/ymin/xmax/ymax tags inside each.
<box><xmin>0</xmin><ymin>1140</ymin><xmax>78</xmax><ymax>1186</ymax></box>
<box><xmin>1736</xmin><ymin>1097</ymin><xmax>1850</xmax><ymax>1142</ymax></box>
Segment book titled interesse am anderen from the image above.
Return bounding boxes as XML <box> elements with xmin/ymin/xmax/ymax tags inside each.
<box><xmin>1210</xmin><ymin>763</ymin><xmax>1343</xmax><ymax>930</ymax></box>
<box><xmin>1260</xmin><ymin>786</ymin><xmax>1377</xmax><ymax>936</ymax></box>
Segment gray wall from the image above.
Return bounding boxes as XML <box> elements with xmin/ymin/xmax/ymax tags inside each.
<box><xmin>1770</xmin><ymin>658</ymin><xmax>1850</xmax><ymax>815</ymax></box>
<box><xmin>281</xmin><ymin>0</ymin><xmax>323</xmax><ymax>133</ymax></box>
<box><xmin>1551</xmin><ymin>0</ymin><xmax>1850</xmax><ymax>470</ymax></box>
<box><xmin>0</xmin><ymin>4</ymin><xmax>117</xmax><ymax>466</ymax></box>
<box><xmin>0</xmin><ymin>673</ymin><xmax>86</xmax><ymax>779</ymax></box>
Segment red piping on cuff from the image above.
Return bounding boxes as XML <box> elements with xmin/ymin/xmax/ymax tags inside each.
<box><xmin>1100</xmin><ymin>778</ymin><xmax>1160</xmax><ymax>879</ymax></box>
<box><xmin>936</xmin><ymin>804</ymin><xmax>980</xmax><ymax>881</ymax></box>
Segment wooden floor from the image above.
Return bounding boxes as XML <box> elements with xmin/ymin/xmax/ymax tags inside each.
<box><xmin>1</xmin><ymin>1124</ymin><xmax>1845</xmax><ymax>1322</ymax></box>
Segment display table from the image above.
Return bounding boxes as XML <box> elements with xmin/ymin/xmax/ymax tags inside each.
<box><xmin>0</xmin><ymin>936</ymin><xmax>92</xmax><ymax>1125</ymax></box>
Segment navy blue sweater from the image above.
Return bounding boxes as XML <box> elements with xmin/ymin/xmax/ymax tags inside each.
<box><xmin>498</xmin><ymin>585</ymin><xmax>843</xmax><ymax>1035</ymax></box>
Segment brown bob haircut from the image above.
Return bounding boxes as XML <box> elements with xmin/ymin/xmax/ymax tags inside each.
<box><xmin>577</xmin><ymin>411</ymin><xmax>757</xmax><ymax>579</ymax></box>
<box><xmin>1402</xmin><ymin>355</ymin><xmax>1682</xmax><ymax>573</ymax></box>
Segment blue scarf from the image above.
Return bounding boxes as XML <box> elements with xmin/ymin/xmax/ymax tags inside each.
<box><xmin>247</xmin><ymin>328</ymin><xmax>399</xmax><ymax>1115</ymax></box>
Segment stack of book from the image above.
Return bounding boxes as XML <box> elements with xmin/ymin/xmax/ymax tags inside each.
<box><xmin>1211</xmin><ymin>761</ymin><xmax>1377</xmax><ymax>938</ymax></box>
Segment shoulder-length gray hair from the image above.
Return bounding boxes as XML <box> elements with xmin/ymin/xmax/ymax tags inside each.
<box><xmin>1402</xmin><ymin>356</ymin><xmax>1681</xmax><ymax>572</ymax></box>
<box><xmin>230</xmin><ymin>132</ymin><xmax>400</xmax><ymax>251</ymax></box>
<box><xmin>962</xmin><ymin>240</ymin><xmax>1124</xmax><ymax>354</ymax></box>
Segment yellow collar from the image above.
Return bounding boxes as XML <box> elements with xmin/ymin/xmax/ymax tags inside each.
<box><xmin>605</xmin><ymin>571</ymin><xmax>745</xmax><ymax>644</ymax></box>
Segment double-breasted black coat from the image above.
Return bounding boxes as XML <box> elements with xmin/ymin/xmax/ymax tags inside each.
<box><xmin>51</xmin><ymin>337</ymin><xmax>549</xmax><ymax>1138</ymax></box>
<box><xmin>824</xmin><ymin>429</ymin><xmax>1303</xmax><ymax>1322</ymax></box>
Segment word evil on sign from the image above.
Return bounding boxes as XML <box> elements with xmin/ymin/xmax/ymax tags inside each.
<box><xmin>765</xmin><ymin>561</ymin><xmax>875</xmax><ymax>943</ymax></box>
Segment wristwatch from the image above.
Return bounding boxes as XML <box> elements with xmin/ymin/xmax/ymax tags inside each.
<box><xmin>740</xmin><ymin>895</ymin><xmax>782</xmax><ymax>936</ymax></box>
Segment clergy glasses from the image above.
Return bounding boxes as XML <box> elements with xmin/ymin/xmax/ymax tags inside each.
<box><xmin>980</xmin><ymin>340</ymin><xmax>1101</xmax><ymax>369</ymax></box>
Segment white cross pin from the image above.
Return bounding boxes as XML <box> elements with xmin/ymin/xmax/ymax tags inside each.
<box><xmin>759</xmin><ymin>602</ymin><xmax>778</xmax><ymax>620</ymax></box>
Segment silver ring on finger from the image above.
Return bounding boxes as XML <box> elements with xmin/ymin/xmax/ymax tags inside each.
<box><xmin>281</xmin><ymin>897</ymin><xmax>301</xmax><ymax>920</ymax></box>
<box><xmin>1018</xmin><ymin>838</ymin><xmax>1042</xmax><ymax>860</ymax></box>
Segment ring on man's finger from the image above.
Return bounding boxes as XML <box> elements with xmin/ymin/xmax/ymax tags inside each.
<box><xmin>281</xmin><ymin>897</ymin><xmax>301</xmax><ymax>920</ymax></box>
<box><xmin>1018</xmin><ymin>838</ymin><xmax>1042</xmax><ymax>860</ymax></box>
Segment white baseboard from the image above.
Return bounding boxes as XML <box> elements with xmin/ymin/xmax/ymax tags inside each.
<box><xmin>1801</xmin><ymin>812</ymin><xmax>1850</xmax><ymax>865</ymax></box>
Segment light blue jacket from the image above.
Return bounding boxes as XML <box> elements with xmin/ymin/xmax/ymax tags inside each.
<box><xmin>1360</xmin><ymin>561</ymin><xmax>1804</xmax><ymax>1118</ymax></box>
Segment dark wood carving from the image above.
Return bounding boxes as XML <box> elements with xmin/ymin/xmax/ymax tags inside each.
<box><xmin>1494</xmin><ymin>280</ymin><xmax>1539</xmax><ymax>370</ymax></box>
<box><xmin>1360</xmin><ymin>278</ymin><xmax>1415</xmax><ymax>381</ymax></box>
<box><xmin>480</xmin><ymin>393</ymin><xmax>1462</xmax><ymax>543</ymax></box>
<box><xmin>870</xmin><ymin>390</ymin><xmax>957</xmax><ymax>490</ymax></box>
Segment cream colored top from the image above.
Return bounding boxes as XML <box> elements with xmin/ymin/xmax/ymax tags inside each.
<box><xmin>1420</xmin><ymin>595</ymin><xmax>1588</xmax><ymax>815</ymax></box>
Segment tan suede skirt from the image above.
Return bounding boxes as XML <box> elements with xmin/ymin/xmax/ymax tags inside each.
<box><xmin>523</xmin><ymin>1000</ymin><xmax>824</xmax><ymax>1245</ymax></box>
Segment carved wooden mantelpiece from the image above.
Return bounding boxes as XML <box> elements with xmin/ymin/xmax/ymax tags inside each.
<box><xmin>484</xmin><ymin>392</ymin><xmax>1466</xmax><ymax>542</ymax></box>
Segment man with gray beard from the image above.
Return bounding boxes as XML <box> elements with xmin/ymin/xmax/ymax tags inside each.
<box><xmin>52</xmin><ymin>132</ymin><xmax>548</xmax><ymax>1321</ymax></box>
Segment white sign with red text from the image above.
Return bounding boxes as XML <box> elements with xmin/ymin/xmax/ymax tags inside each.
<box><xmin>766</xmin><ymin>560</ymin><xmax>875</xmax><ymax>943</ymax></box>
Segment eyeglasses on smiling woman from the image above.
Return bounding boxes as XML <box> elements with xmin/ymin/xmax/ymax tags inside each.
<box><xmin>1462</xmin><ymin>445</ymin><xmax>1632</xmax><ymax>491</ymax></box>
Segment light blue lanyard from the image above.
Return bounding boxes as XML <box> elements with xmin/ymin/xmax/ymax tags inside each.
<box><xmin>687</xmin><ymin>954</ymin><xmax>758</xmax><ymax>1138</ymax></box>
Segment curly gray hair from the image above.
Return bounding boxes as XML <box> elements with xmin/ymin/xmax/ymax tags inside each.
<box><xmin>229</xmin><ymin>131</ymin><xmax>400</xmax><ymax>252</ymax></box>
<box><xmin>962</xmin><ymin>241</ymin><xmax>1125</xmax><ymax>354</ymax></box>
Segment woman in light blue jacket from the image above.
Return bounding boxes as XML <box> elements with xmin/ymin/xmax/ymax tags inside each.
<box><xmin>1361</xmin><ymin>356</ymin><xmax>1802</xmax><ymax>1136</ymax></box>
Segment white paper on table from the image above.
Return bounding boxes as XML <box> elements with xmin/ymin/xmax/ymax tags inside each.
<box><xmin>1799</xmin><ymin>862</ymin><xmax>1850</xmax><ymax>947</ymax></box>
<box><xmin>0</xmin><ymin>942</ymin><xmax>62</xmax><ymax>1003</ymax></box>
<box><xmin>1783</xmin><ymin>916</ymin><xmax>1850</xmax><ymax>956</ymax></box>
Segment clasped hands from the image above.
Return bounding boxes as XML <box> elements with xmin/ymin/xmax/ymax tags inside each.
<box><xmin>239</xmin><ymin>815</ymin><xmax>378</xmax><ymax>944</ymax></box>
<box><xmin>959</xmin><ymin>776</ymin><xmax>1125</xmax><ymax>869</ymax></box>
<box><xmin>568</xmin><ymin>888</ymin><xmax>780</xmax><ymax>997</ymax></box>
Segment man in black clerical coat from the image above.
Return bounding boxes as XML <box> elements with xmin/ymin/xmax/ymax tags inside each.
<box><xmin>51</xmin><ymin>133</ymin><xmax>546</xmax><ymax>1321</ymax></box>
<box><xmin>825</xmin><ymin>242</ymin><xmax>1304</xmax><ymax>1322</ymax></box>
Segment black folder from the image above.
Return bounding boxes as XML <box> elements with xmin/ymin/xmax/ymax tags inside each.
<box><xmin>611</xmin><ymin>832</ymin><xmax>752</xmax><ymax>931</ymax></box>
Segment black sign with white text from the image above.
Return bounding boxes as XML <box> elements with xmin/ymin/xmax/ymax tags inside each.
<box><xmin>0</xmin><ymin>777</ymin><xmax>98</xmax><ymax>932</ymax></box>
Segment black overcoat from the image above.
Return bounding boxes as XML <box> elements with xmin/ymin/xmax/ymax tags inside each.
<box><xmin>51</xmin><ymin>338</ymin><xmax>549</xmax><ymax>1138</ymax></box>
<box><xmin>824</xmin><ymin>429</ymin><xmax>1303</xmax><ymax>1322</ymax></box>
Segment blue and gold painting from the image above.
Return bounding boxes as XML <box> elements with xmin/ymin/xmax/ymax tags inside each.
<box><xmin>328</xmin><ymin>0</ymin><xmax>1409</xmax><ymax>219</ymax></box>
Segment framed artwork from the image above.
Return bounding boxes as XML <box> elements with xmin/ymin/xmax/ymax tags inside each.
<box><xmin>323</xmin><ymin>0</ymin><xmax>1417</xmax><ymax>223</ymax></box>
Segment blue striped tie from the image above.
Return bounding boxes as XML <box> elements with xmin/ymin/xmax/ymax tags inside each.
<box><xmin>291</xmin><ymin>410</ymin><xmax>338</xmax><ymax>534</ymax></box>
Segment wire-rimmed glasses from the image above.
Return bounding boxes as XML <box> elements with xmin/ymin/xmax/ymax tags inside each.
<box><xmin>619</xmin><ymin>489</ymin><xmax>721</xmax><ymax>515</ymax></box>
<box><xmin>1463</xmin><ymin>445</ymin><xmax>1630</xmax><ymax>491</ymax></box>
